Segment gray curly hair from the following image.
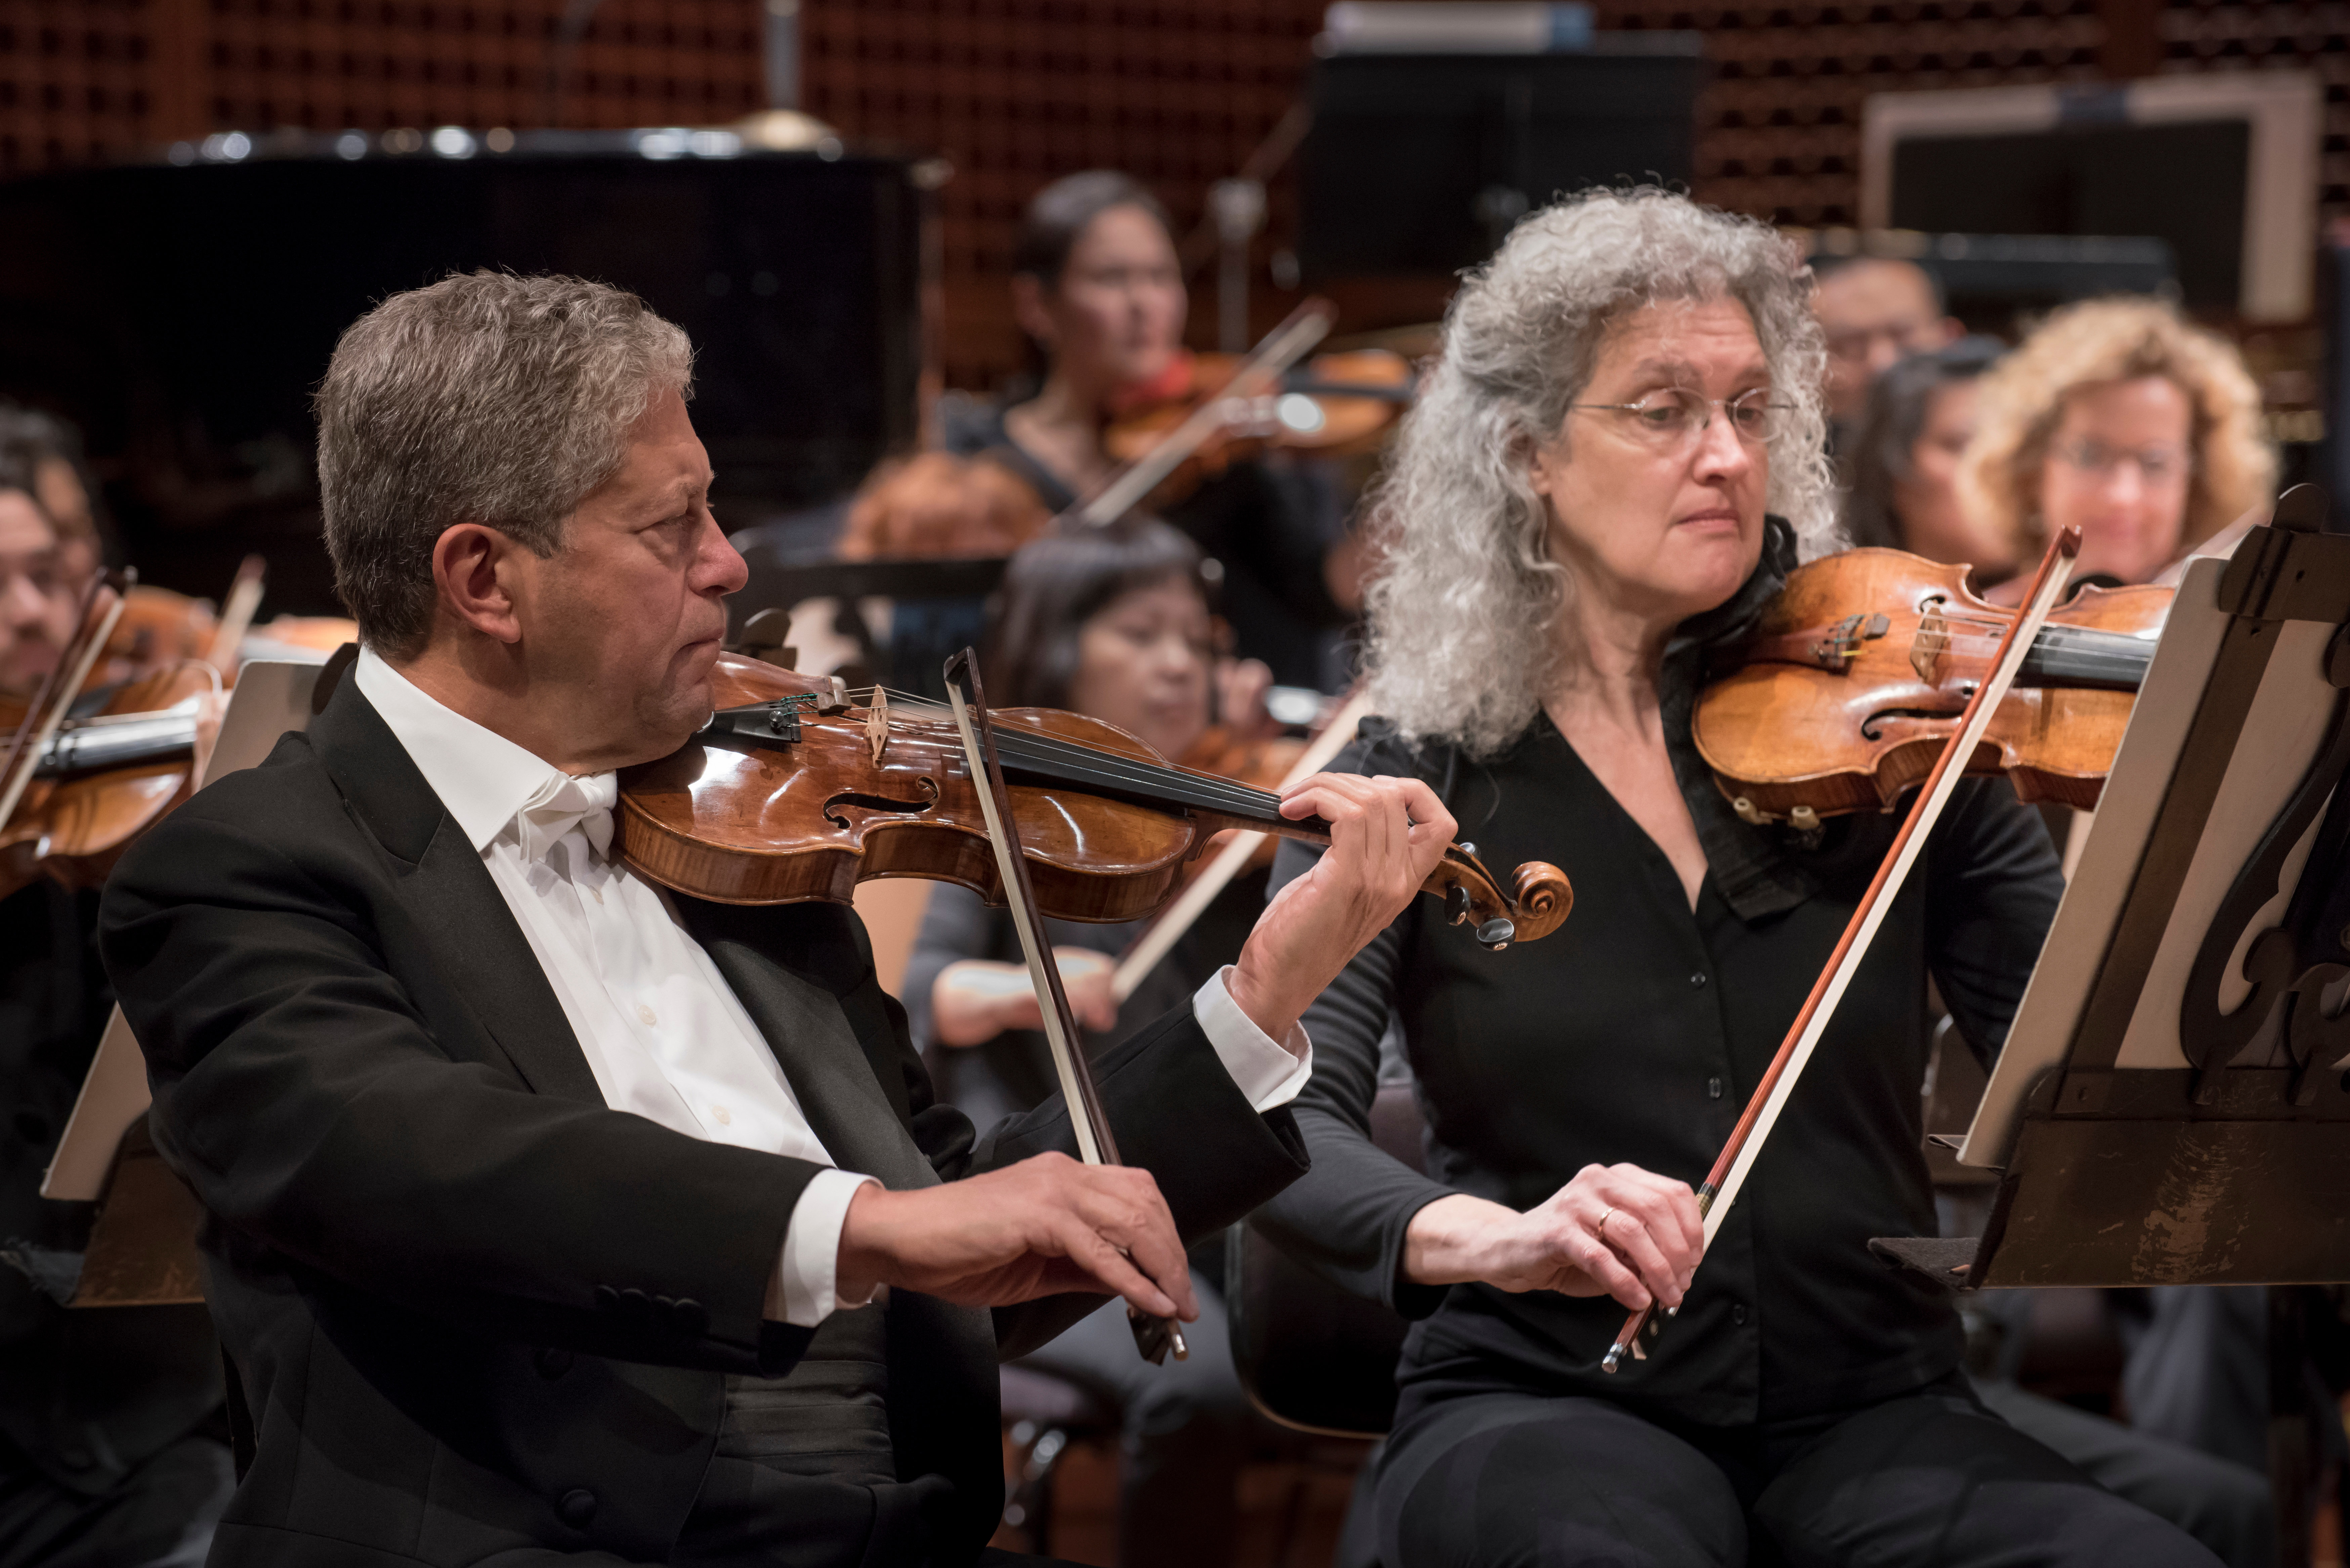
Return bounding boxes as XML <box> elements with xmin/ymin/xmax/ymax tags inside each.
<box><xmin>317</xmin><ymin>271</ymin><xmax>695</xmax><ymax>660</ymax></box>
<box><xmin>1361</xmin><ymin>187</ymin><xmax>1838</xmax><ymax>759</ymax></box>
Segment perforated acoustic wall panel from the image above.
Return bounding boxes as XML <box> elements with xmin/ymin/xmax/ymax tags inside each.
<box><xmin>0</xmin><ymin>0</ymin><xmax>764</xmax><ymax>173</ymax></box>
<box><xmin>796</xmin><ymin>0</ymin><xmax>1329</xmax><ymax>388</ymax></box>
<box><xmin>0</xmin><ymin>0</ymin><xmax>2331</xmax><ymax>390</ymax></box>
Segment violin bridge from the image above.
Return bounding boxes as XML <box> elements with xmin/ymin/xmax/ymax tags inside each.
<box><xmin>1912</xmin><ymin>605</ymin><xmax>1949</xmax><ymax>683</ymax></box>
<box><xmin>865</xmin><ymin>688</ymin><xmax>890</xmax><ymax>767</ymax></box>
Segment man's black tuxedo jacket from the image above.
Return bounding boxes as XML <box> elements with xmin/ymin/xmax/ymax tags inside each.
<box><xmin>97</xmin><ymin>676</ymin><xmax>1308</xmax><ymax>1568</ymax></box>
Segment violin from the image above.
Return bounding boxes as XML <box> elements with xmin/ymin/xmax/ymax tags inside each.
<box><xmin>1069</xmin><ymin>299</ymin><xmax>1403</xmax><ymax>530</ymax></box>
<box><xmin>1100</xmin><ymin>341</ymin><xmax>1412</xmax><ymax>510</ymax></box>
<box><xmin>1693</xmin><ymin>548</ymin><xmax>2171</xmax><ymax>828</ymax></box>
<box><xmin>102</xmin><ymin>585</ymin><xmax>214</xmax><ymax>684</ymax></box>
<box><xmin>614</xmin><ymin>652</ymin><xmax>1569</xmax><ymax>948</ymax></box>
<box><xmin>0</xmin><ymin>570</ymin><xmax>216</xmax><ymax>900</ymax></box>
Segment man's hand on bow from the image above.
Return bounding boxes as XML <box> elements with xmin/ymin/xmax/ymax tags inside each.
<box><xmin>835</xmin><ymin>1152</ymin><xmax>1198</xmax><ymax>1320</ymax></box>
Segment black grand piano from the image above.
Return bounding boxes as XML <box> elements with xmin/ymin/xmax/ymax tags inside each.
<box><xmin>0</xmin><ymin>128</ymin><xmax>930</xmax><ymax>613</ymax></box>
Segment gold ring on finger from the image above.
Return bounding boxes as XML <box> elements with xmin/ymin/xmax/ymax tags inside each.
<box><xmin>1596</xmin><ymin>1207</ymin><xmax>1614</xmax><ymax>1241</ymax></box>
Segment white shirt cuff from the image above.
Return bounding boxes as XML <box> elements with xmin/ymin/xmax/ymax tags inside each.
<box><xmin>773</xmin><ymin>1167</ymin><xmax>882</xmax><ymax>1327</ymax></box>
<box><xmin>1192</xmin><ymin>965</ymin><xmax>1313</xmax><ymax>1111</ymax></box>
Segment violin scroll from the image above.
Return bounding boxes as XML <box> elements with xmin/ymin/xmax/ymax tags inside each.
<box><xmin>1509</xmin><ymin>859</ymin><xmax>1573</xmax><ymax>942</ymax></box>
<box><xmin>1429</xmin><ymin>849</ymin><xmax>1573</xmax><ymax>950</ymax></box>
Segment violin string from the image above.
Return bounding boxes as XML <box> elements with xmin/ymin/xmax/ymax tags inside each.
<box><xmin>849</xmin><ymin>683</ymin><xmax>1292</xmax><ymax>815</ymax></box>
<box><xmin>1927</xmin><ymin>626</ymin><xmax>2154</xmax><ymax>656</ymax></box>
<box><xmin>1930</xmin><ymin>612</ymin><xmax>2152</xmax><ymax>643</ymax></box>
<box><xmin>834</xmin><ymin>683</ymin><xmax>1291</xmax><ymax>818</ymax></box>
<box><xmin>995</xmin><ymin>731</ymin><xmax>1288</xmax><ymax>817</ymax></box>
<box><xmin>746</xmin><ymin>676</ymin><xmax>1299</xmax><ymax>819</ymax></box>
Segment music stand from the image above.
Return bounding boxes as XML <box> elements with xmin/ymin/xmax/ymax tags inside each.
<box><xmin>1869</xmin><ymin>488</ymin><xmax>2350</xmax><ymax>1555</ymax></box>
<box><xmin>40</xmin><ymin>656</ymin><xmax>338</xmax><ymax>1306</ymax></box>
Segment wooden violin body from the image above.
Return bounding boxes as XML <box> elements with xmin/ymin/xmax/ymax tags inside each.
<box><xmin>619</xmin><ymin>654</ymin><xmax>1570</xmax><ymax>946</ymax></box>
<box><xmin>1695</xmin><ymin>549</ymin><xmax>2169</xmax><ymax>823</ymax></box>
<box><xmin>104</xmin><ymin>585</ymin><xmax>216</xmax><ymax>684</ymax></box>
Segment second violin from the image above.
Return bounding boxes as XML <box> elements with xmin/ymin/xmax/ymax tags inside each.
<box><xmin>1694</xmin><ymin>547</ymin><xmax>2169</xmax><ymax>827</ymax></box>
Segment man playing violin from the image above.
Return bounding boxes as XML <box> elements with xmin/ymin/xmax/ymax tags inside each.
<box><xmin>96</xmin><ymin>270</ymin><xmax>1456</xmax><ymax>1568</ymax></box>
<box><xmin>1255</xmin><ymin>190</ymin><xmax>2229</xmax><ymax>1567</ymax></box>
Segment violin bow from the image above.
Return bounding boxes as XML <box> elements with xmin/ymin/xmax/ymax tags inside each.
<box><xmin>941</xmin><ymin>647</ymin><xmax>1189</xmax><ymax>1364</ymax></box>
<box><xmin>1069</xmin><ymin>297</ymin><xmax>1338</xmax><ymax>529</ymax></box>
<box><xmin>204</xmin><ymin>554</ymin><xmax>269</xmax><ymax>677</ymax></box>
<box><xmin>1110</xmin><ymin>683</ymin><xmax>1374</xmax><ymax>1003</ymax></box>
<box><xmin>0</xmin><ymin>567</ymin><xmax>131</xmax><ymax>833</ymax></box>
<box><xmin>1603</xmin><ymin>527</ymin><xmax>2083</xmax><ymax>1374</ymax></box>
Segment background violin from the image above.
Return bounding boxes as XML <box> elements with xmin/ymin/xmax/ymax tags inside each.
<box><xmin>0</xmin><ymin>661</ymin><xmax>214</xmax><ymax>899</ymax></box>
<box><xmin>1694</xmin><ymin>548</ymin><xmax>2169</xmax><ymax>827</ymax></box>
<box><xmin>0</xmin><ymin>568</ymin><xmax>222</xmax><ymax>900</ymax></box>
<box><xmin>616</xmin><ymin>652</ymin><xmax>1569</xmax><ymax>948</ymax></box>
<box><xmin>1100</xmin><ymin>341</ymin><xmax>1412</xmax><ymax>512</ymax></box>
<box><xmin>96</xmin><ymin>556</ymin><xmax>266</xmax><ymax>687</ymax></box>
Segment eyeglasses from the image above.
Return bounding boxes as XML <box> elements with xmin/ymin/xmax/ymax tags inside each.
<box><xmin>2050</xmin><ymin>438</ymin><xmax>2191</xmax><ymax>486</ymax></box>
<box><xmin>1569</xmin><ymin>387</ymin><xmax>1792</xmax><ymax>449</ymax></box>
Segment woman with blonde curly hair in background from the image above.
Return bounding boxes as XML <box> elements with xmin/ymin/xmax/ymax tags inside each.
<box><xmin>1960</xmin><ymin>297</ymin><xmax>2275</xmax><ymax>600</ymax></box>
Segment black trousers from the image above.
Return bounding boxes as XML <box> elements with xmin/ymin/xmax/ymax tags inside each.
<box><xmin>1375</xmin><ymin>1373</ymin><xmax>2224</xmax><ymax>1568</ymax></box>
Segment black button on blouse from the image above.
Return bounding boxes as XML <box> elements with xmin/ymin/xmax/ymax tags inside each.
<box><xmin>1258</xmin><ymin>710</ymin><xmax>2063</xmax><ymax>1428</ymax></box>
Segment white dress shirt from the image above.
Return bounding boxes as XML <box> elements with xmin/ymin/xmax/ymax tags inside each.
<box><xmin>353</xmin><ymin>649</ymin><xmax>1311</xmax><ymax>1326</ymax></box>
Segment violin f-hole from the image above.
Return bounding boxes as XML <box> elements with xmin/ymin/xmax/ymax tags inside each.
<box><xmin>822</xmin><ymin>775</ymin><xmax>939</xmax><ymax>830</ymax></box>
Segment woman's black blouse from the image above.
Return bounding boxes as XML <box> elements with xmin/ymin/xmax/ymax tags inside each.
<box><xmin>1257</xmin><ymin>707</ymin><xmax>2064</xmax><ymax>1428</ymax></box>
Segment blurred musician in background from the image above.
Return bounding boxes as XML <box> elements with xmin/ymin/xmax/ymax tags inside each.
<box><xmin>1810</xmin><ymin>255</ymin><xmax>1964</xmax><ymax>451</ymax></box>
<box><xmin>1961</xmin><ymin>297</ymin><xmax>2276</xmax><ymax>601</ymax></box>
<box><xmin>0</xmin><ymin>457</ymin><xmax>232</xmax><ymax>1568</ymax></box>
<box><xmin>0</xmin><ymin>475</ymin><xmax>73</xmax><ymax>699</ymax></box>
<box><xmin>935</xmin><ymin>170</ymin><xmax>1356</xmax><ymax>690</ymax></box>
<box><xmin>1252</xmin><ymin>188</ymin><xmax>2227</xmax><ymax>1568</ymax></box>
<box><xmin>0</xmin><ymin>409</ymin><xmax>113</xmax><ymax>593</ymax></box>
<box><xmin>905</xmin><ymin>518</ymin><xmax>1265</xmax><ymax>1568</ymax></box>
<box><xmin>1840</xmin><ymin>336</ymin><xmax>2016</xmax><ymax>584</ymax></box>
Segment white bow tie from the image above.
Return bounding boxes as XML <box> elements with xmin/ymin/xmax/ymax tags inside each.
<box><xmin>516</xmin><ymin>772</ymin><xmax>618</xmax><ymax>866</ymax></box>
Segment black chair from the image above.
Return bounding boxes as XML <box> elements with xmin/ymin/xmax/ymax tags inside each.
<box><xmin>1228</xmin><ymin>1081</ymin><xmax>1427</xmax><ymax>1441</ymax></box>
<box><xmin>995</xmin><ymin>1363</ymin><xmax>1116</xmax><ymax>1558</ymax></box>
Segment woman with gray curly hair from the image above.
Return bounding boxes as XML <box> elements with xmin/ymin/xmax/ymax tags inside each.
<box><xmin>1252</xmin><ymin>190</ymin><xmax>2219</xmax><ymax>1567</ymax></box>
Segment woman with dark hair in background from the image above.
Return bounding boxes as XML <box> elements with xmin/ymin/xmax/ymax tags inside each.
<box><xmin>902</xmin><ymin>517</ymin><xmax>1264</xmax><ymax>1568</ymax></box>
<box><xmin>0</xmin><ymin>449</ymin><xmax>234</xmax><ymax>1568</ymax></box>
<box><xmin>1842</xmin><ymin>337</ymin><xmax>2015</xmax><ymax>583</ymax></box>
<box><xmin>936</xmin><ymin>169</ymin><xmax>1356</xmax><ymax>692</ymax></box>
